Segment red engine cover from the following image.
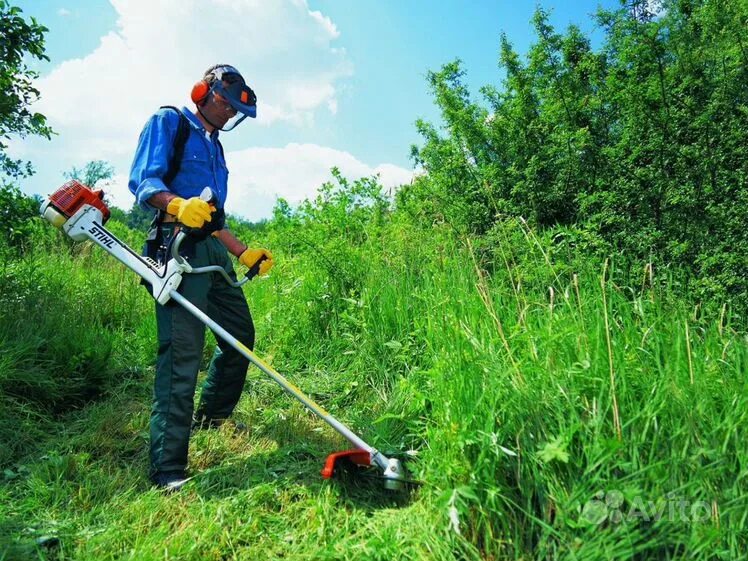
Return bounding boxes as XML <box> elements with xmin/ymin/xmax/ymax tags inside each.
<box><xmin>49</xmin><ymin>180</ymin><xmax>111</xmax><ymax>223</ymax></box>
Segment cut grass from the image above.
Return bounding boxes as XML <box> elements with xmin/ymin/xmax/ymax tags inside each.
<box><xmin>1</xmin><ymin>218</ymin><xmax>746</xmax><ymax>559</ymax></box>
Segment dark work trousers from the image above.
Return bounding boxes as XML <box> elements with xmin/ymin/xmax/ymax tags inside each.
<box><xmin>150</xmin><ymin>224</ymin><xmax>255</xmax><ymax>476</ymax></box>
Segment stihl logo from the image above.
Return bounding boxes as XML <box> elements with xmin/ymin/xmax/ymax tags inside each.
<box><xmin>89</xmin><ymin>224</ymin><xmax>115</xmax><ymax>249</ymax></box>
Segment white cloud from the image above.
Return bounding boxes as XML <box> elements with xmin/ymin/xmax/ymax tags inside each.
<box><xmin>101</xmin><ymin>143</ymin><xmax>412</xmax><ymax>221</ymax></box>
<box><xmin>34</xmin><ymin>0</ymin><xmax>352</xmax><ymax>149</ymax></box>
<box><xmin>306</xmin><ymin>10</ymin><xmax>340</xmax><ymax>39</ymax></box>
<box><xmin>57</xmin><ymin>8</ymin><xmax>72</xmax><ymax>17</ymax></box>
<box><xmin>14</xmin><ymin>0</ymin><xmax>411</xmax><ymax>223</ymax></box>
<box><xmin>20</xmin><ymin>0</ymin><xmax>352</xmax><ymax>179</ymax></box>
<box><xmin>225</xmin><ymin>143</ymin><xmax>413</xmax><ymax>221</ymax></box>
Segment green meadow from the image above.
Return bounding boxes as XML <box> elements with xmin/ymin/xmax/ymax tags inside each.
<box><xmin>2</xmin><ymin>1</ymin><xmax>747</xmax><ymax>558</ymax></box>
<box><xmin>1</xmin><ymin>176</ymin><xmax>746</xmax><ymax>559</ymax></box>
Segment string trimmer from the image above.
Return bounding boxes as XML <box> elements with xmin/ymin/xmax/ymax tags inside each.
<box><xmin>40</xmin><ymin>180</ymin><xmax>407</xmax><ymax>490</ymax></box>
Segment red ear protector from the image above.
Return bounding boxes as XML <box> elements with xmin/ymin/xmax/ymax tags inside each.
<box><xmin>190</xmin><ymin>65</ymin><xmax>243</xmax><ymax>105</ymax></box>
<box><xmin>190</xmin><ymin>79</ymin><xmax>211</xmax><ymax>104</ymax></box>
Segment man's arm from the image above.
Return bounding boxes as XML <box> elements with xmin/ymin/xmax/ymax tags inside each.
<box><xmin>213</xmin><ymin>229</ymin><xmax>247</xmax><ymax>257</ymax></box>
<box><xmin>128</xmin><ymin>110</ymin><xmax>180</xmax><ymax>210</ymax></box>
<box><xmin>214</xmin><ymin>229</ymin><xmax>275</xmax><ymax>276</ymax></box>
<box><xmin>147</xmin><ymin>191</ymin><xmax>177</xmax><ymax>211</ymax></box>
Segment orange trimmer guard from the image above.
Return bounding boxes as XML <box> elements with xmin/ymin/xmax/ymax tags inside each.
<box><xmin>321</xmin><ymin>449</ymin><xmax>371</xmax><ymax>479</ymax></box>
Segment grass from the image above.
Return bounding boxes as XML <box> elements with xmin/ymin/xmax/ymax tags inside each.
<box><xmin>1</xmin><ymin>214</ymin><xmax>746</xmax><ymax>560</ymax></box>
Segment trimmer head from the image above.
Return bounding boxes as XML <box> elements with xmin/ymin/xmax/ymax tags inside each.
<box><xmin>321</xmin><ymin>449</ymin><xmax>407</xmax><ymax>491</ymax></box>
<box><xmin>321</xmin><ymin>449</ymin><xmax>371</xmax><ymax>478</ymax></box>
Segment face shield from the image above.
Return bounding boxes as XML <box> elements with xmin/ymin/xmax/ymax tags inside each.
<box><xmin>199</xmin><ymin>67</ymin><xmax>257</xmax><ymax>132</ymax></box>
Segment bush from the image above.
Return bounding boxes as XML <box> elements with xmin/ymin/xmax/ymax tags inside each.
<box><xmin>411</xmin><ymin>2</ymin><xmax>748</xmax><ymax>317</ymax></box>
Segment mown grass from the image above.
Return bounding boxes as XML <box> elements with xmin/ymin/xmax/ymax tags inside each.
<box><xmin>1</xmin><ymin>209</ymin><xmax>746</xmax><ymax>560</ymax></box>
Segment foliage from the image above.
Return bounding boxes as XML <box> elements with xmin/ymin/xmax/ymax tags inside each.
<box><xmin>2</xmin><ymin>1</ymin><xmax>747</xmax><ymax>559</ymax></box>
<box><xmin>409</xmin><ymin>0</ymin><xmax>748</xmax><ymax>313</ymax></box>
<box><xmin>63</xmin><ymin>160</ymin><xmax>115</xmax><ymax>189</ymax></box>
<box><xmin>121</xmin><ymin>202</ymin><xmax>154</xmax><ymax>231</ymax></box>
<box><xmin>0</xmin><ymin>225</ymin><xmax>152</xmax><ymax>466</ymax></box>
<box><xmin>258</xmin><ymin>168</ymin><xmax>391</xmax><ymax>361</ymax></box>
<box><xmin>1</xmin><ymin>183</ymin><xmax>746</xmax><ymax>559</ymax></box>
<box><xmin>0</xmin><ymin>0</ymin><xmax>53</xmax><ymax>178</ymax></box>
<box><xmin>0</xmin><ymin>182</ymin><xmax>44</xmax><ymax>254</ymax></box>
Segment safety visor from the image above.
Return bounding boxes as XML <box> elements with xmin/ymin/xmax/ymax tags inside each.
<box><xmin>209</xmin><ymin>78</ymin><xmax>257</xmax><ymax>131</ymax></box>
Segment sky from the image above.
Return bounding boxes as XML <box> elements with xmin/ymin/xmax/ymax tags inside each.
<box><xmin>10</xmin><ymin>0</ymin><xmax>619</xmax><ymax>222</ymax></box>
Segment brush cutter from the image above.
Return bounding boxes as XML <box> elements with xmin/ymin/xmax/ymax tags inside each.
<box><xmin>40</xmin><ymin>180</ymin><xmax>406</xmax><ymax>490</ymax></box>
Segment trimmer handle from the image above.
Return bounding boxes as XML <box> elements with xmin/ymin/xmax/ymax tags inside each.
<box><xmin>176</xmin><ymin>187</ymin><xmax>221</xmax><ymax>238</ymax></box>
<box><xmin>178</xmin><ymin>224</ymin><xmax>208</xmax><ymax>239</ymax></box>
<box><xmin>170</xmin><ymin>231</ymin><xmax>250</xmax><ymax>288</ymax></box>
<box><xmin>244</xmin><ymin>254</ymin><xmax>268</xmax><ymax>281</ymax></box>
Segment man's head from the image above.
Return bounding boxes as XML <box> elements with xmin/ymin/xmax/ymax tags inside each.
<box><xmin>191</xmin><ymin>64</ymin><xmax>257</xmax><ymax>132</ymax></box>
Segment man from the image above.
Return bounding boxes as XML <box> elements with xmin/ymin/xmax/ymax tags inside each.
<box><xmin>128</xmin><ymin>64</ymin><xmax>273</xmax><ymax>491</ymax></box>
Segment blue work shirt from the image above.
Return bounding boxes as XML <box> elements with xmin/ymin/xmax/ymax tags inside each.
<box><xmin>128</xmin><ymin>106</ymin><xmax>229</xmax><ymax>210</ymax></box>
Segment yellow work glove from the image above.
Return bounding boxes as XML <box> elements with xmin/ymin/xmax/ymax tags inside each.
<box><xmin>166</xmin><ymin>196</ymin><xmax>213</xmax><ymax>228</ymax></box>
<box><xmin>239</xmin><ymin>248</ymin><xmax>274</xmax><ymax>277</ymax></box>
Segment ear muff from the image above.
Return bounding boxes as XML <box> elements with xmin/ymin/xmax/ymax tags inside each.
<box><xmin>191</xmin><ymin>80</ymin><xmax>210</xmax><ymax>104</ymax></box>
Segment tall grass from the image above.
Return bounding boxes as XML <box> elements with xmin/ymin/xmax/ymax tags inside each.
<box><xmin>253</xmin><ymin>211</ymin><xmax>747</xmax><ymax>558</ymax></box>
<box><xmin>0</xmin><ymin>224</ymin><xmax>152</xmax><ymax>465</ymax></box>
<box><xmin>1</xmin><ymin>208</ymin><xmax>745</xmax><ymax>559</ymax></box>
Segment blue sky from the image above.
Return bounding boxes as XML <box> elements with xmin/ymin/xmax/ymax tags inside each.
<box><xmin>12</xmin><ymin>0</ymin><xmax>618</xmax><ymax>221</ymax></box>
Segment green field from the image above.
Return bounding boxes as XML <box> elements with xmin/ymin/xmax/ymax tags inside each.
<box><xmin>3</xmin><ymin>1</ymin><xmax>748</xmax><ymax>558</ymax></box>
<box><xmin>1</xmin><ymin>181</ymin><xmax>746</xmax><ymax>559</ymax></box>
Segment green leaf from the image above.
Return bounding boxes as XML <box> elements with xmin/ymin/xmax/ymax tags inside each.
<box><xmin>383</xmin><ymin>340</ymin><xmax>402</xmax><ymax>351</ymax></box>
<box><xmin>456</xmin><ymin>485</ymin><xmax>480</xmax><ymax>502</ymax></box>
<box><xmin>538</xmin><ymin>437</ymin><xmax>570</xmax><ymax>464</ymax></box>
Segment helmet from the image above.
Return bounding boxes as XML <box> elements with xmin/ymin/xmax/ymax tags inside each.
<box><xmin>191</xmin><ymin>64</ymin><xmax>257</xmax><ymax>131</ymax></box>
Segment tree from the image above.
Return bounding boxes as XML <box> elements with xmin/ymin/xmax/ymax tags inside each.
<box><xmin>411</xmin><ymin>1</ymin><xmax>748</xmax><ymax>311</ymax></box>
<box><xmin>125</xmin><ymin>203</ymin><xmax>154</xmax><ymax>231</ymax></box>
<box><xmin>0</xmin><ymin>182</ymin><xmax>40</xmax><ymax>252</ymax></box>
<box><xmin>64</xmin><ymin>160</ymin><xmax>115</xmax><ymax>188</ymax></box>
<box><xmin>0</xmin><ymin>0</ymin><xmax>54</xmax><ymax>178</ymax></box>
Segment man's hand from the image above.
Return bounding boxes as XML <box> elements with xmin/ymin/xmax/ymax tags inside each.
<box><xmin>166</xmin><ymin>196</ymin><xmax>213</xmax><ymax>228</ymax></box>
<box><xmin>239</xmin><ymin>248</ymin><xmax>274</xmax><ymax>277</ymax></box>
